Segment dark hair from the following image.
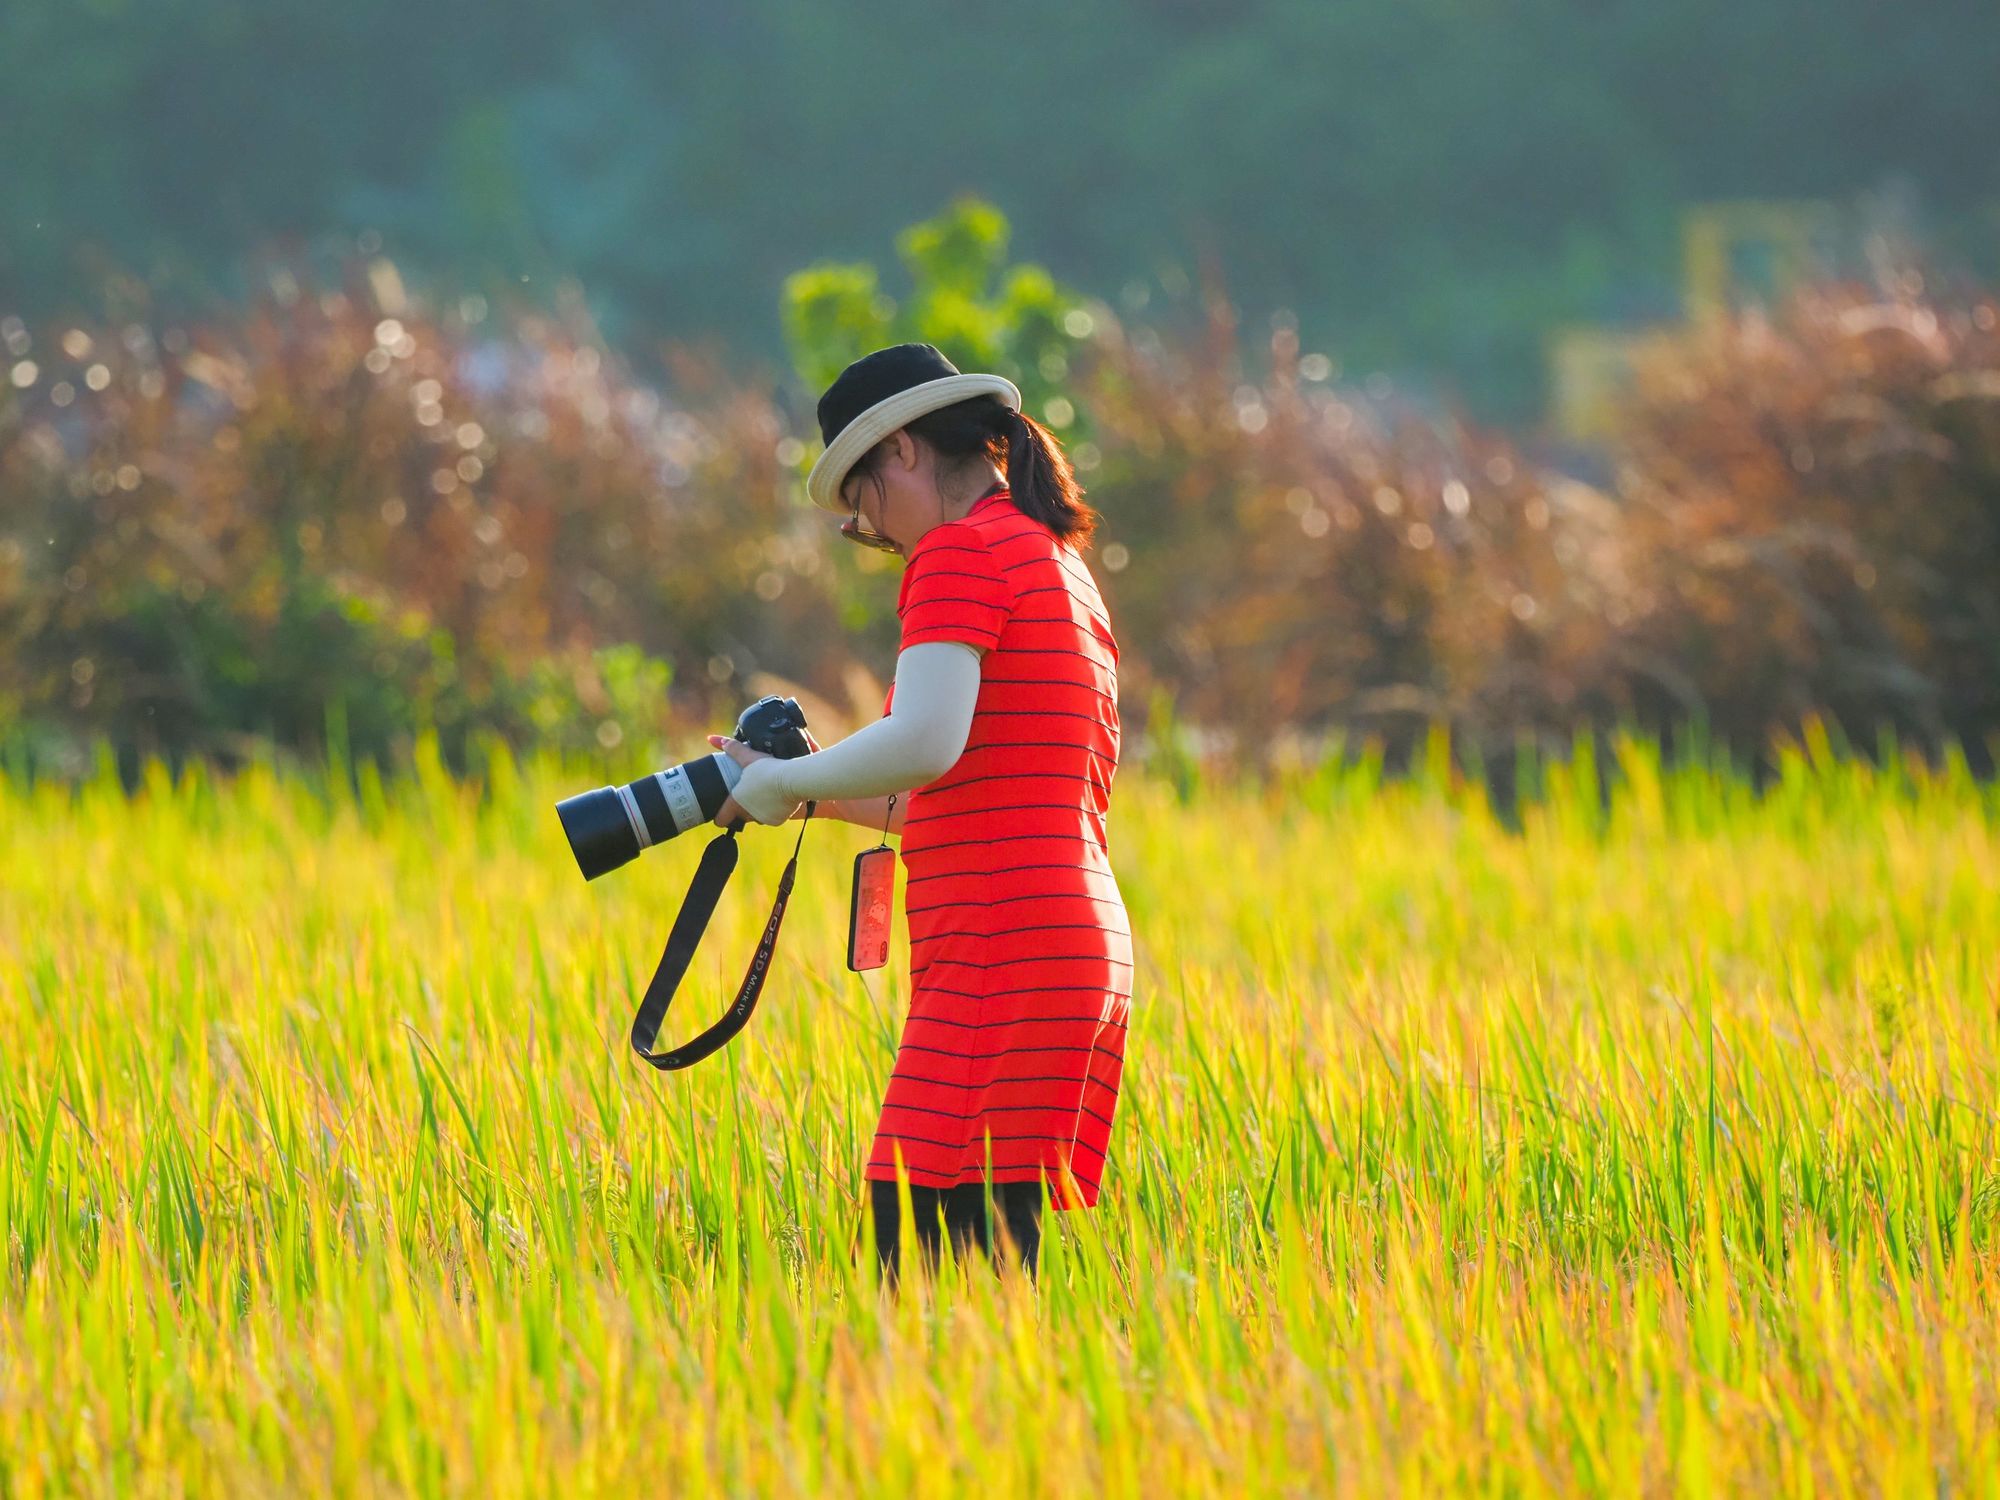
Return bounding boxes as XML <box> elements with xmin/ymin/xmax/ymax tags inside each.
<box><xmin>849</xmin><ymin>396</ymin><xmax>1100</xmax><ymax>550</ymax></box>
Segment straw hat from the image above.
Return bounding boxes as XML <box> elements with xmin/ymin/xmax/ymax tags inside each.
<box><xmin>805</xmin><ymin>343</ymin><xmax>1022</xmax><ymax>512</ymax></box>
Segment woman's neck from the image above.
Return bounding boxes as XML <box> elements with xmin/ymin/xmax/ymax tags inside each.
<box><xmin>941</xmin><ymin>469</ymin><xmax>1009</xmax><ymax>524</ymax></box>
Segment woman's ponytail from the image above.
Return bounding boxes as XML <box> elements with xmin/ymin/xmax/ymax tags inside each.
<box><xmin>1004</xmin><ymin>408</ymin><xmax>1098</xmax><ymax>550</ymax></box>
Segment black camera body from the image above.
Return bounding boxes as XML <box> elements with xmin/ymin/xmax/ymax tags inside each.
<box><xmin>733</xmin><ymin>693</ymin><xmax>814</xmax><ymax>761</ymax></box>
<box><xmin>556</xmin><ymin>695</ymin><xmax>813</xmax><ymax>880</ymax></box>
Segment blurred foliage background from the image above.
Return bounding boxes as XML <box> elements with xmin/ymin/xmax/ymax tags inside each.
<box><xmin>2</xmin><ymin>3</ymin><xmax>1998</xmax><ymax>783</ymax></box>
<box><xmin>6</xmin><ymin>0</ymin><xmax>1999</xmax><ymax>419</ymax></box>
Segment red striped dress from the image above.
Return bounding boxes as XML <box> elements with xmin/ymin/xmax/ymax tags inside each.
<box><xmin>868</xmin><ymin>488</ymin><xmax>1132</xmax><ymax>1210</ymax></box>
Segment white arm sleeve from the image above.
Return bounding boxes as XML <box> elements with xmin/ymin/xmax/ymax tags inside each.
<box><xmin>728</xmin><ymin>642</ymin><xmax>981</xmax><ymax>822</ymax></box>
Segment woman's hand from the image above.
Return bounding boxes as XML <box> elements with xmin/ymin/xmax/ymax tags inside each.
<box><xmin>708</xmin><ymin>734</ymin><xmax>806</xmax><ymax>828</ymax></box>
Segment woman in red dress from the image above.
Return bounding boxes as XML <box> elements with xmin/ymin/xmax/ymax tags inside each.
<box><xmin>714</xmin><ymin>343</ymin><xmax>1132</xmax><ymax>1282</ymax></box>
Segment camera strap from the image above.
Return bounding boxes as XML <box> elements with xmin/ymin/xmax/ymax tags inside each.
<box><xmin>628</xmin><ymin>803</ymin><xmax>816</xmax><ymax>1070</ymax></box>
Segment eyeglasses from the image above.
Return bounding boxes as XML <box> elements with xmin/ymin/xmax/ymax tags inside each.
<box><xmin>839</xmin><ymin>474</ymin><xmax>899</xmax><ymax>552</ymax></box>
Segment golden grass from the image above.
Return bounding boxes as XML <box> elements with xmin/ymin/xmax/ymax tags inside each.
<box><xmin>2</xmin><ymin>732</ymin><xmax>1998</xmax><ymax>1496</ymax></box>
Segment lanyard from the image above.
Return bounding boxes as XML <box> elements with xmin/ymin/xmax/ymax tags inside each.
<box><xmin>628</xmin><ymin>802</ymin><xmax>815</xmax><ymax>1070</ymax></box>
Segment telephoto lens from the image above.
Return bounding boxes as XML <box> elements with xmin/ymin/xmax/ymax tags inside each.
<box><xmin>555</xmin><ymin>695</ymin><xmax>813</xmax><ymax>880</ymax></box>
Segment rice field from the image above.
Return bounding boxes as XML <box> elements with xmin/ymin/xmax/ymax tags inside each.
<box><xmin>3</xmin><ymin>731</ymin><xmax>1998</xmax><ymax>1496</ymax></box>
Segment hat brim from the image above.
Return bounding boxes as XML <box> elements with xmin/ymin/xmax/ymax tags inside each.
<box><xmin>805</xmin><ymin>373</ymin><xmax>1023</xmax><ymax>511</ymax></box>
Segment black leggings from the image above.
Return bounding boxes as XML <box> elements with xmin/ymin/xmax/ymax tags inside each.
<box><xmin>868</xmin><ymin>1179</ymin><xmax>1046</xmax><ymax>1284</ymax></box>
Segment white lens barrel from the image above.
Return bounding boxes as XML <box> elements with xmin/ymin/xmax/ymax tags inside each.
<box><xmin>654</xmin><ymin>762</ymin><xmax>708</xmax><ymax>835</ymax></box>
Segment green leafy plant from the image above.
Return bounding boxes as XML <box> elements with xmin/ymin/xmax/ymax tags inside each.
<box><xmin>781</xmin><ymin>197</ymin><xmax>1093</xmax><ymax>426</ymax></box>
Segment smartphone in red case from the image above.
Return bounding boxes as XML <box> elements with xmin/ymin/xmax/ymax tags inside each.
<box><xmin>848</xmin><ymin>846</ymin><xmax>896</xmax><ymax>971</ymax></box>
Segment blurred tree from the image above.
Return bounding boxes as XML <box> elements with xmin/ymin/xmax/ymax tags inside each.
<box><xmin>781</xmin><ymin>197</ymin><xmax>1089</xmax><ymax>421</ymax></box>
<box><xmin>3</xmin><ymin>0</ymin><xmax>1999</xmax><ymax>415</ymax></box>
